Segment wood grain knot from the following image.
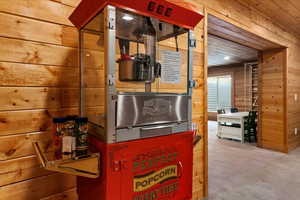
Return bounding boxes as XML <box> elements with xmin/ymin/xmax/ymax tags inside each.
<box><xmin>39</xmin><ymin>124</ymin><xmax>48</xmax><ymax>132</ymax></box>
<box><xmin>5</xmin><ymin>149</ymin><xmax>16</xmax><ymax>156</ymax></box>
<box><xmin>0</xmin><ymin>118</ymin><xmax>7</xmax><ymax>123</ymax></box>
<box><xmin>44</xmin><ymin>109</ymin><xmax>51</xmax><ymax>117</ymax></box>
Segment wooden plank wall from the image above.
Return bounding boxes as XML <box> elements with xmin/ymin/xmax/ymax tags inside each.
<box><xmin>0</xmin><ymin>0</ymin><xmax>80</xmax><ymax>199</ymax></box>
<box><xmin>0</xmin><ymin>0</ymin><xmax>300</xmax><ymax>199</ymax></box>
<box><xmin>260</xmin><ymin>49</ymin><xmax>287</xmax><ymax>152</ymax></box>
<box><xmin>208</xmin><ymin>64</ymin><xmax>252</xmax><ymax>120</ymax></box>
<box><xmin>287</xmin><ymin>44</ymin><xmax>300</xmax><ymax>152</ymax></box>
<box><xmin>0</xmin><ymin>0</ymin><xmax>206</xmax><ymax>199</ymax></box>
<box><xmin>191</xmin><ymin>0</ymin><xmax>300</xmax><ymax>197</ymax></box>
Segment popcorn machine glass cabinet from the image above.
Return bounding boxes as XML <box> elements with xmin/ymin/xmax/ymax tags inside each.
<box><xmin>80</xmin><ymin>8</ymin><xmax>190</xmax><ymax>88</ymax></box>
<box><xmin>114</xmin><ymin>9</ymin><xmax>189</xmax><ymax>89</ymax></box>
<box><xmin>79</xmin><ymin>7</ymin><xmax>192</xmax><ymax>140</ymax></box>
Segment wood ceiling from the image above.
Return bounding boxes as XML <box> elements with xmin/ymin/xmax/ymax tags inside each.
<box><xmin>208</xmin><ymin>15</ymin><xmax>282</xmax><ymax>51</ymax></box>
<box><xmin>238</xmin><ymin>0</ymin><xmax>300</xmax><ymax>37</ymax></box>
<box><xmin>208</xmin><ymin>34</ymin><xmax>258</xmax><ymax>67</ymax></box>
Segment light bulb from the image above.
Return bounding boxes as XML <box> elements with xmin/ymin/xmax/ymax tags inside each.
<box><xmin>122</xmin><ymin>15</ymin><xmax>134</xmax><ymax>21</ymax></box>
<box><xmin>224</xmin><ymin>56</ymin><xmax>231</xmax><ymax>60</ymax></box>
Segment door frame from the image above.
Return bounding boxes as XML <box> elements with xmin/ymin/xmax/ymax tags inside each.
<box><xmin>203</xmin><ymin>9</ymin><xmax>288</xmax><ymax>198</ymax></box>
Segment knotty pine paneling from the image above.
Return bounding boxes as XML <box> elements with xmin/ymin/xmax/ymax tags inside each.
<box><xmin>0</xmin><ymin>0</ymin><xmax>300</xmax><ymax>199</ymax></box>
<box><xmin>0</xmin><ymin>62</ymin><xmax>79</xmax><ymax>87</ymax></box>
<box><xmin>0</xmin><ymin>0</ymin><xmax>74</xmax><ymax>26</ymax></box>
<box><xmin>208</xmin><ymin>34</ymin><xmax>258</xmax><ymax>66</ymax></box>
<box><xmin>260</xmin><ymin>49</ymin><xmax>287</xmax><ymax>152</ymax></box>
<box><xmin>0</xmin><ymin>108</ymin><xmax>78</xmax><ymax>136</ymax></box>
<box><xmin>286</xmin><ymin>44</ymin><xmax>300</xmax><ymax>151</ymax></box>
<box><xmin>0</xmin><ymin>0</ymin><xmax>80</xmax><ymax>198</ymax></box>
<box><xmin>237</xmin><ymin>0</ymin><xmax>300</xmax><ymax>38</ymax></box>
<box><xmin>0</xmin><ymin>37</ymin><xmax>77</xmax><ymax>67</ymax></box>
<box><xmin>0</xmin><ymin>12</ymin><xmax>62</xmax><ymax>45</ymax></box>
<box><xmin>0</xmin><ymin>131</ymin><xmax>52</xmax><ymax>161</ymax></box>
<box><xmin>0</xmin><ymin>173</ymin><xmax>76</xmax><ymax>200</ymax></box>
<box><xmin>40</xmin><ymin>188</ymin><xmax>78</xmax><ymax>200</ymax></box>
<box><xmin>0</xmin><ymin>87</ymin><xmax>79</xmax><ymax>111</ymax></box>
<box><xmin>207</xmin><ymin>15</ymin><xmax>281</xmax><ymax>51</ymax></box>
<box><xmin>0</xmin><ymin>155</ymin><xmax>52</xmax><ymax>186</ymax></box>
<box><xmin>195</xmin><ymin>0</ymin><xmax>299</xmax><ymax>46</ymax></box>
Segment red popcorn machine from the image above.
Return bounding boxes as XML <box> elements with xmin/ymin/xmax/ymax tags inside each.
<box><xmin>70</xmin><ymin>0</ymin><xmax>203</xmax><ymax>199</ymax></box>
<box><xmin>35</xmin><ymin>0</ymin><xmax>203</xmax><ymax>200</ymax></box>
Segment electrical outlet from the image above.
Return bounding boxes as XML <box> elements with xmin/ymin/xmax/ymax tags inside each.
<box><xmin>295</xmin><ymin>128</ymin><xmax>298</xmax><ymax>136</ymax></box>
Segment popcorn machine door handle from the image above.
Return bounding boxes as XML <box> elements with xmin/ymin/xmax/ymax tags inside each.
<box><xmin>140</xmin><ymin>125</ymin><xmax>174</xmax><ymax>131</ymax></box>
<box><xmin>140</xmin><ymin>125</ymin><xmax>174</xmax><ymax>138</ymax></box>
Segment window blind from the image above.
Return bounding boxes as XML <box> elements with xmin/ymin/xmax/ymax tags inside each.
<box><xmin>207</xmin><ymin>75</ymin><xmax>232</xmax><ymax>112</ymax></box>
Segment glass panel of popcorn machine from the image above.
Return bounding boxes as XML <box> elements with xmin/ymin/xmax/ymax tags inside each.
<box><xmin>115</xmin><ymin>8</ymin><xmax>189</xmax><ymax>94</ymax></box>
<box><xmin>80</xmin><ymin>12</ymin><xmax>106</xmax><ymax>132</ymax></box>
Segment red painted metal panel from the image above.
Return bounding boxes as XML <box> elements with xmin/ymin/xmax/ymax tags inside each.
<box><xmin>78</xmin><ymin>131</ymin><xmax>194</xmax><ymax>200</ymax></box>
<box><xmin>69</xmin><ymin>0</ymin><xmax>203</xmax><ymax>30</ymax></box>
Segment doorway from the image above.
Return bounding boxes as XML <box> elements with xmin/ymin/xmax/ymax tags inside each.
<box><xmin>205</xmin><ymin>14</ymin><xmax>288</xmax><ymax>199</ymax></box>
<box><xmin>206</xmin><ymin>13</ymin><xmax>287</xmax><ymax>151</ymax></box>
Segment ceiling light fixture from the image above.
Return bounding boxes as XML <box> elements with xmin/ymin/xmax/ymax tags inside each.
<box><xmin>122</xmin><ymin>14</ymin><xmax>134</xmax><ymax>21</ymax></box>
<box><xmin>224</xmin><ymin>56</ymin><xmax>231</xmax><ymax>60</ymax></box>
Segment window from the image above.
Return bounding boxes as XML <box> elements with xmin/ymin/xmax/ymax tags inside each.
<box><xmin>207</xmin><ymin>75</ymin><xmax>232</xmax><ymax>112</ymax></box>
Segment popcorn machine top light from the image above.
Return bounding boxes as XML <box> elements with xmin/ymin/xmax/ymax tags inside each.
<box><xmin>69</xmin><ymin>0</ymin><xmax>204</xmax><ymax>144</ymax></box>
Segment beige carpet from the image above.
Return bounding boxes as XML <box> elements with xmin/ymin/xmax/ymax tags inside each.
<box><xmin>208</xmin><ymin>120</ymin><xmax>300</xmax><ymax>200</ymax></box>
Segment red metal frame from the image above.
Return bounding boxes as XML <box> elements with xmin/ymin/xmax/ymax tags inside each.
<box><xmin>69</xmin><ymin>0</ymin><xmax>204</xmax><ymax>30</ymax></box>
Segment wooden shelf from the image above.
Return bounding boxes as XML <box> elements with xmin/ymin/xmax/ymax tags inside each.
<box><xmin>33</xmin><ymin>142</ymin><xmax>100</xmax><ymax>178</ymax></box>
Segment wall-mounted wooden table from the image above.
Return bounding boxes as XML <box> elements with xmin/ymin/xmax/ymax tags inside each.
<box><xmin>33</xmin><ymin>142</ymin><xmax>100</xmax><ymax>178</ymax></box>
